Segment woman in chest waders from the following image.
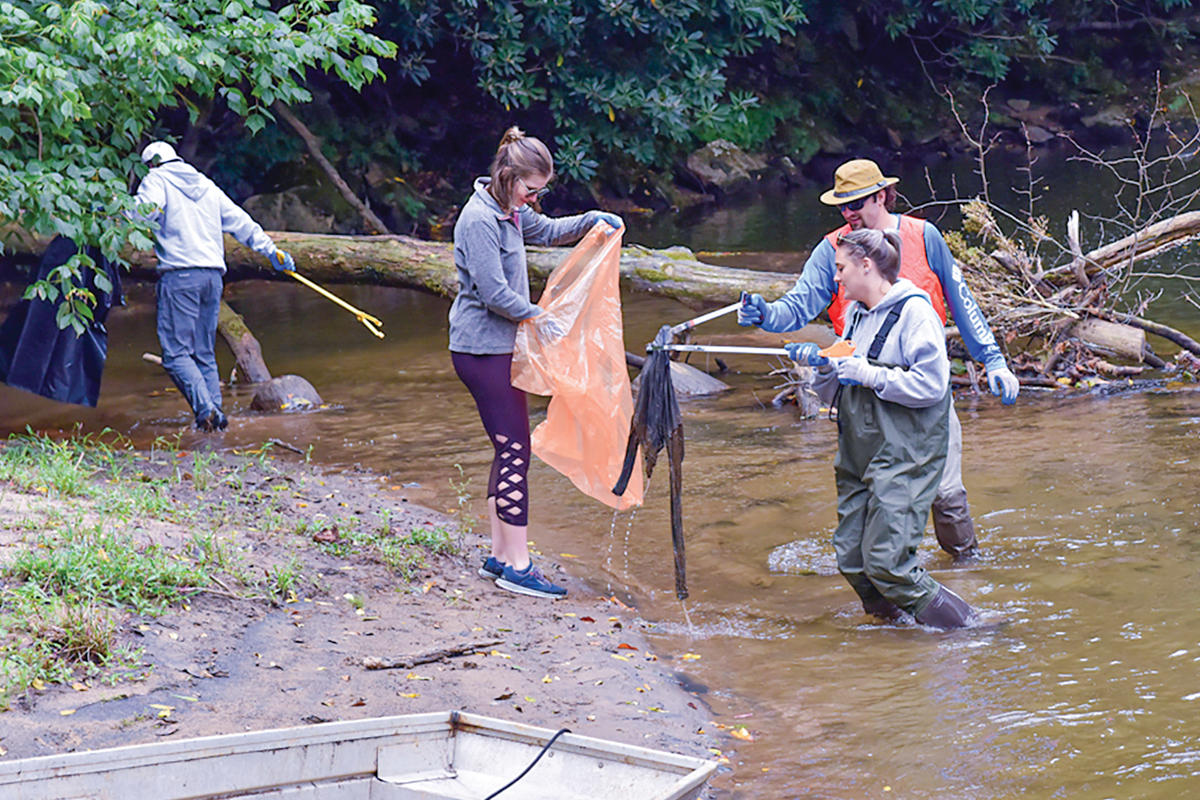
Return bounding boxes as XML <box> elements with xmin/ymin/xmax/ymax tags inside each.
<box><xmin>790</xmin><ymin>229</ymin><xmax>979</xmax><ymax>629</ymax></box>
<box><xmin>449</xmin><ymin>127</ymin><xmax>623</xmax><ymax>600</ymax></box>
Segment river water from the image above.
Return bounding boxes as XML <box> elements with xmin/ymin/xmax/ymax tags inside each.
<box><xmin>3</xmin><ymin>149</ymin><xmax>1200</xmax><ymax>798</ymax></box>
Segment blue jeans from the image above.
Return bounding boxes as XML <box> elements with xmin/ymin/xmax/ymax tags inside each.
<box><xmin>156</xmin><ymin>268</ymin><xmax>223</xmax><ymax>421</ymax></box>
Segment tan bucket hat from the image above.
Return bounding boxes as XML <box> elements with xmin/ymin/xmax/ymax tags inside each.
<box><xmin>819</xmin><ymin>159</ymin><xmax>900</xmax><ymax>206</ymax></box>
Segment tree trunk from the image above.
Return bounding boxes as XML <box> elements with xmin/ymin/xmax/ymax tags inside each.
<box><xmin>218</xmin><ymin>300</ymin><xmax>272</xmax><ymax>383</ymax></box>
<box><xmin>271</xmin><ymin>102</ymin><xmax>393</xmax><ymax>236</ymax></box>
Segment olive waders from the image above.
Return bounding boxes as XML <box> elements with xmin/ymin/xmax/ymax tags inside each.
<box><xmin>931</xmin><ymin>407</ymin><xmax>980</xmax><ymax>560</ymax></box>
<box><xmin>833</xmin><ymin>297</ymin><xmax>977</xmax><ymax>628</ymax></box>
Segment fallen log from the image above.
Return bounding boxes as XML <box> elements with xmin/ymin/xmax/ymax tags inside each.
<box><xmin>1</xmin><ymin>226</ymin><xmax>799</xmax><ymax>309</ymax></box>
<box><xmin>6</xmin><ymin>211</ymin><xmax>1197</xmax><ymax>312</ymax></box>
<box><xmin>1086</xmin><ymin>306</ymin><xmax>1200</xmax><ymax>358</ymax></box>
<box><xmin>1071</xmin><ymin>317</ymin><xmax>1146</xmax><ymax>362</ymax></box>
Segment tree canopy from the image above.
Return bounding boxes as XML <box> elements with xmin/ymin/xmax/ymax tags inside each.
<box><xmin>0</xmin><ymin>0</ymin><xmax>393</xmax><ymax>330</ymax></box>
<box><xmin>376</xmin><ymin>0</ymin><xmax>807</xmax><ymax>180</ymax></box>
<box><xmin>3</xmin><ymin>0</ymin><xmax>1199</xmax><ymax>331</ymax></box>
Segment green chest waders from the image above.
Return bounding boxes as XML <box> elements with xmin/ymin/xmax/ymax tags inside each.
<box><xmin>832</xmin><ymin>297</ymin><xmax>951</xmax><ymax>617</ymax></box>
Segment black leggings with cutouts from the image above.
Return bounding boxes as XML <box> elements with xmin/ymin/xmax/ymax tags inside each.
<box><xmin>452</xmin><ymin>352</ymin><xmax>530</xmax><ymax>526</ymax></box>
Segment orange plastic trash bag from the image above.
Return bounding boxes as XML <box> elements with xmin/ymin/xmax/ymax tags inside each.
<box><xmin>512</xmin><ymin>223</ymin><xmax>644</xmax><ymax>510</ymax></box>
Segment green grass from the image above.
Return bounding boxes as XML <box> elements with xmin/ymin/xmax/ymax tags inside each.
<box><xmin>10</xmin><ymin>525</ymin><xmax>208</xmax><ymax>616</ymax></box>
<box><xmin>0</xmin><ymin>429</ymin><xmax>179</xmax><ymax>522</ymax></box>
<box><xmin>0</xmin><ymin>431</ymin><xmax>272</xmax><ymax>707</ymax></box>
<box><xmin>315</xmin><ymin>517</ymin><xmax>458</xmax><ymax>582</ymax></box>
<box><xmin>0</xmin><ymin>588</ymin><xmax>146</xmax><ymax>710</ymax></box>
<box><xmin>0</xmin><ymin>430</ymin><xmax>463</xmax><ymax>709</ymax></box>
<box><xmin>261</xmin><ymin>554</ymin><xmax>305</xmax><ymax>602</ymax></box>
<box><xmin>0</xmin><ymin>430</ymin><xmax>104</xmax><ymax>497</ymax></box>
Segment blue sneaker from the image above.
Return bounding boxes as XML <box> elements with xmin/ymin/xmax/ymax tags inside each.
<box><xmin>478</xmin><ymin>556</ymin><xmax>505</xmax><ymax>581</ymax></box>
<box><xmin>496</xmin><ymin>563</ymin><xmax>567</xmax><ymax>599</ymax></box>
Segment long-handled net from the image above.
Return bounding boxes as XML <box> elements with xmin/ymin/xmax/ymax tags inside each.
<box><xmin>613</xmin><ymin>324</ymin><xmax>687</xmax><ymax>599</ymax></box>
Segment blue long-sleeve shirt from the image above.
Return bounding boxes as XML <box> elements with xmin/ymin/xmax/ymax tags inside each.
<box><xmin>759</xmin><ymin>215</ymin><xmax>1008</xmax><ymax>373</ymax></box>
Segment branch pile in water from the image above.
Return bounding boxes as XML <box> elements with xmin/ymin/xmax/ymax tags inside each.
<box><xmin>941</xmin><ymin>200</ymin><xmax>1199</xmax><ymax>390</ymax></box>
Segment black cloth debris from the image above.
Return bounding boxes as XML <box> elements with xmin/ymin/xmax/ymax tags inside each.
<box><xmin>614</xmin><ymin>324</ymin><xmax>688</xmax><ymax>599</ymax></box>
<box><xmin>0</xmin><ymin>236</ymin><xmax>123</xmax><ymax>407</ymax></box>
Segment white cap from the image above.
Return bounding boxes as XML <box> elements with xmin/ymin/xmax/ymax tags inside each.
<box><xmin>141</xmin><ymin>141</ymin><xmax>179</xmax><ymax>166</ymax></box>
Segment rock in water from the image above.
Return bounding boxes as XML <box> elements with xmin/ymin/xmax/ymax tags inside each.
<box><xmin>250</xmin><ymin>374</ymin><xmax>324</xmax><ymax>412</ymax></box>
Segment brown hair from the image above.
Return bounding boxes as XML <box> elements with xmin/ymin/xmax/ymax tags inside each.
<box><xmin>837</xmin><ymin>228</ymin><xmax>903</xmax><ymax>282</ymax></box>
<box><xmin>489</xmin><ymin>126</ymin><xmax>555</xmax><ymax>213</ymax></box>
<box><xmin>882</xmin><ymin>185</ymin><xmax>898</xmax><ymax>212</ymax></box>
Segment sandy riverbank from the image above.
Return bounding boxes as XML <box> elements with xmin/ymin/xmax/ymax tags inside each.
<box><xmin>0</xmin><ymin>441</ymin><xmax>728</xmax><ymax>789</ymax></box>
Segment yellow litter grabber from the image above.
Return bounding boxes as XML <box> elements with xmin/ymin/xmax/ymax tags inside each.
<box><xmin>283</xmin><ymin>269</ymin><xmax>385</xmax><ymax>338</ymax></box>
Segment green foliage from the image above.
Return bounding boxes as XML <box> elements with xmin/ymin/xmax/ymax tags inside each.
<box><xmin>375</xmin><ymin>0</ymin><xmax>806</xmax><ymax>181</ymax></box>
<box><xmin>875</xmin><ymin>0</ymin><xmax>1189</xmax><ymax>82</ymax></box>
<box><xmin>0</xmin><ymin>0</ymin><xmax>394</xmax><ymax>328</ymax></box>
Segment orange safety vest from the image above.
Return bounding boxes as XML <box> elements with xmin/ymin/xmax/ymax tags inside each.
<box><xmin>825</xmin><ymin>215</ymin><xmax>948</xmax><ymax>336</ymax></box>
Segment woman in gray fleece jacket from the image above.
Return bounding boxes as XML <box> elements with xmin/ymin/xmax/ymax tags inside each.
<box><xmin>450</xmin><ymin>127</ymin><xmax>622</xmax><ymax>600</ymax></box>
<box><xmin>790</xmin><ymin>228</ymin><xmax>979</xmax><ymax>629</ymax></box>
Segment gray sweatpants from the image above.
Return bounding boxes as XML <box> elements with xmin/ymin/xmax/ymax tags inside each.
<box><xmin>156</xmin><ymin>268</ymin><xmax>223</xmax><ymax>421</ymax></box>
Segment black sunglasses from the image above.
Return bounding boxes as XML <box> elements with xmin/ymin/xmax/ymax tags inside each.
<box><xmin>517</xmin><ymin>178</ymin><xmax>551</xmax><ymax>200</ymax></box>
<box><xmin>842</xmin><ymin>195</ymin><xmax>869</xmax><ymax>211</ymax></box>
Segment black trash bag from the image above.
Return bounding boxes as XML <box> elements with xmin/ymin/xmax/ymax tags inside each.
<box><xmin>0</xmin><ymin>236</ymin><xmax>123</xmax><ymax>407</ymax></box>
<box><xmin>614</xmin><ymin>324</ymin><xmax>688</xmax><ymax>600</ymax></box>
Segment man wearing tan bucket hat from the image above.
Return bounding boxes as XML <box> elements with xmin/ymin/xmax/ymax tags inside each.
<box><xmin>740</xmin><ymin>158</ymin><xmax>1020</xmax><ymax>563</ymax></box>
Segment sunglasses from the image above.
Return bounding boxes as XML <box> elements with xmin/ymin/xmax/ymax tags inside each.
<box><xmin>841</xmin><ymin>195</ymin><xmax>869</xmax><ymax>212</ymax></box>
<box><xmin>516</xmin><ymin>177</ymin><xmax>551</xmax><ymax>201</ymax></box>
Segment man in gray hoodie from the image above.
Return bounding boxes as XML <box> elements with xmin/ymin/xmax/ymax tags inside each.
<box><xmin>132</xmin><ymin>141</ymin><xmax>292</xmax><ymax>431</ymax></box>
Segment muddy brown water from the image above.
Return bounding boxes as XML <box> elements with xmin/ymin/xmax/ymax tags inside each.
<box><xmin>3</xmin><ymin>276</ymin><xmax>1198</xmax><ymax>798</ymax></box>
<box><xmin>3</xmin><ymin>149</ymin><xmax>1200</xmax><ymax>796</ymax></box>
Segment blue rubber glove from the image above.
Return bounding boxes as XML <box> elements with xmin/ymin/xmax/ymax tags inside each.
<box><xmin>784</xmin><ymin>342</ymin><xmax>829</xmax><ymax>367</ymax></box>
<box><xmin>594</xmin><ymin>212</ymin><xmax>624</xmax><ymax>233</ymax></box>
<box><xmin>738</xmin><ymin>293</ymin><xmax>767</xmax><ymax>327</ymax></box>
<box><xmin>272</xmin><ymin>250</ymin><xmax>296</xmax><ymax>272</ymax></box>
<box><xmin>987</xmin><ymin>365</ymin><xmax>1020</xmax><ymax>405</ymax></box>
<box><xmin>836</xmin><ymin>356</ymin><xmax>885</xmax><ymax>389</ymax></box>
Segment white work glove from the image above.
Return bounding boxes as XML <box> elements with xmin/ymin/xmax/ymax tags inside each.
<box><xmin>987</xmin><ymin>365</ymin><xmax>1020</xmax><ymax>405</ymax></box>
<box><xmin>534</xmin><ymin>312</ymin><xmax>569</xmax><ymax>346</ymax></box>
<box><xmin>835</xmin><ymin>356</ymin><xmax>886</xmax><ymax>390</ymax></box>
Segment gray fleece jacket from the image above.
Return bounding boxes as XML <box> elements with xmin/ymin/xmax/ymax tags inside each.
<box><xmin>132</xmin><ymin>161</ymin><xmax>278</xmax><ymax>273</ymax></box>
<box><xmin>813</xmin><ymin>279</ymin><xmax>950</xmax><ymax>409</ymax></box>
<box><xmin>449</xmin><ymin>177</ymin><xmax>600</xmax><ymax>354</ymax></box>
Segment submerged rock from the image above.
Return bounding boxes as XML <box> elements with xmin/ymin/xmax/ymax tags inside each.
<box><xmin>250</xmin><ymin>374</ymin><xmax>324</xmax><ymax>412</ymax></box>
